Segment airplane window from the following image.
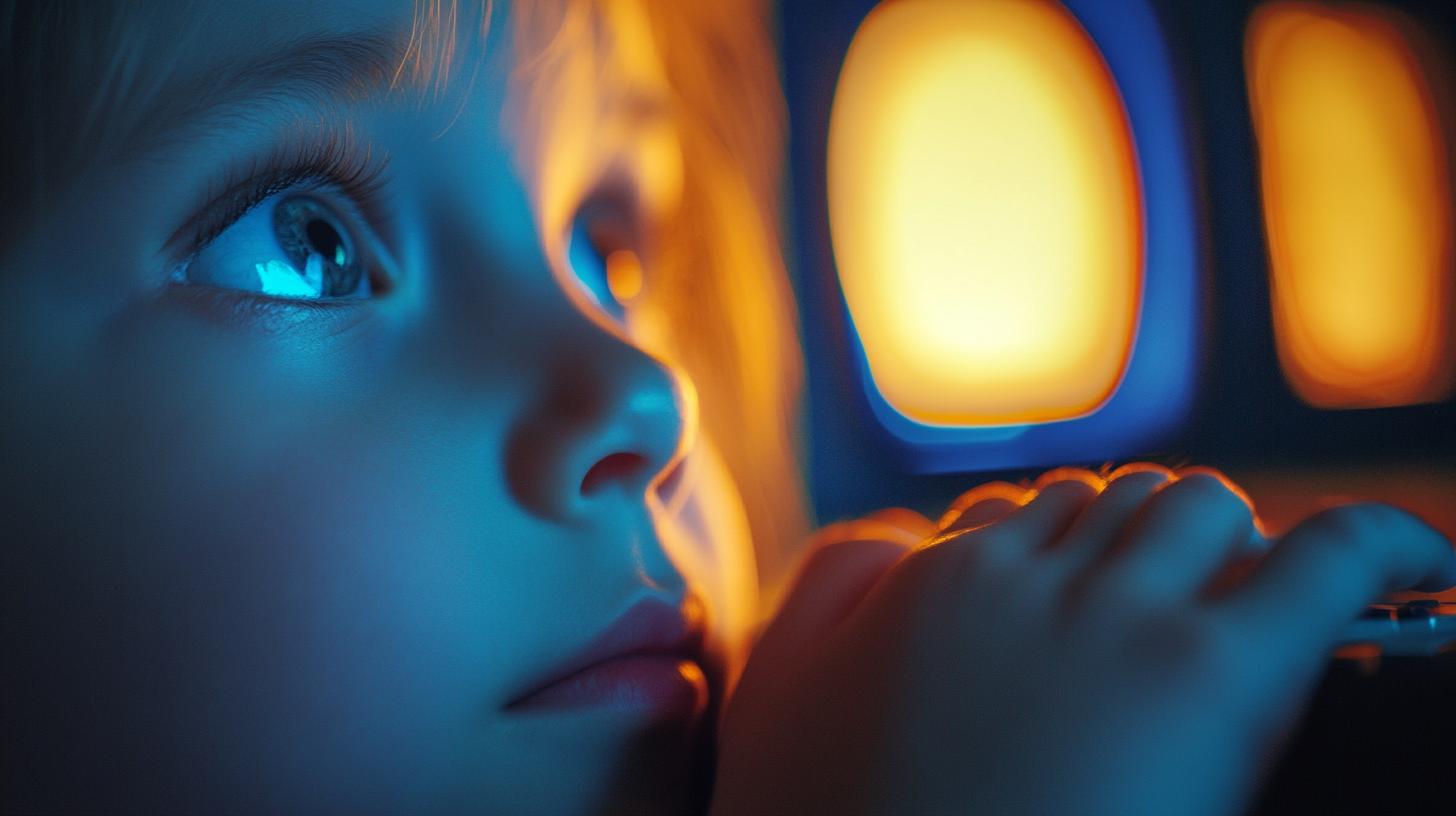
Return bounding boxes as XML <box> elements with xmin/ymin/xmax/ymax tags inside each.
<box><xmin>1248</xmin><ymin>3</ymin><xmax>1454</xmax><ymax>409</ymax></box>
<box><xmin>828</xmin><ymin>0</ymin><xmax>1144</xmax><ymax>426</ymax></box>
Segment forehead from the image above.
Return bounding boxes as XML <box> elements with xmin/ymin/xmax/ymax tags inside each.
<box><xmin>4</xmin><ymin>0</ymin><xmax>683</xmax><ymax>256</ymax></box>
<box><xmin>122</xmin><ymin>0</ymin><xmax>493</xmax><ymax>112</ymax></box>
<box><xmin>110</xmin><ymin>0</ymin><xmax>671</xmax><ymax>181</ymax></box>
<box><xmin>169</xmin><ymin>0</ymin><xmax>428</xmax><ymax>58</ymax></box>
<box><xmin>17</xmin><ymin>0</ymin><xmax>495</xmax><ymax>203</ymax></box>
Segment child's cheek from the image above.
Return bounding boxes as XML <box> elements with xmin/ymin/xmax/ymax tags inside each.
<box><xmin>2</xmin><ymin>300</ymin><xmax>543</xmax><ymax>803</ymax></box>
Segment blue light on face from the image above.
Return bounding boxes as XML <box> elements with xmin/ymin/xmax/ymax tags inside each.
<box><xmin>837</xmin><ymin>0</ymin><xmax>1201</xmax><ymax>473</ymax></box>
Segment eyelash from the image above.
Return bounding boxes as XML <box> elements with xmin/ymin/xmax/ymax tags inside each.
<box><xmin>176</xmin><ymin>131</ymin><xmax>390</xmax><ymax>258</ymax></box>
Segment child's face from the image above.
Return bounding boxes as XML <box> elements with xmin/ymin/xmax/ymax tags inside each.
<box><xmin>0</xmin><ymin>0</ymin><xmax>756</xmax><ymax>811</ymax></box>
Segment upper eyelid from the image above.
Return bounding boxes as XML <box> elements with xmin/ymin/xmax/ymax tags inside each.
<box><xmin>190</xmin><ymin>178</ymin><xmax>364</xmax><ymax>257</ymax></box>
<box><xmin>164</xmin><ymin>132</ymin><xmax>392</xmax><ymax>259</ymax></box>
<box><xmin>174</xmin><ymin>173</ymin><xmax>301</xmax><ymax>254</ymax></box>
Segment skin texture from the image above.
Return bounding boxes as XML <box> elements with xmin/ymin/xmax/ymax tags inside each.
<box><xmin>715</xmin><ymin>467</ymin><xmax>1456</xmax><ymax>815</ymax></box>
<box><xmin>5</xmin><ymin>3</ymin><xmax>1455</xmax><ymax>815</ymax></box>
<box><xmin>1</xmin><ymin>2</ymin><xmax>756</xmax><ymax>813</ymax></box>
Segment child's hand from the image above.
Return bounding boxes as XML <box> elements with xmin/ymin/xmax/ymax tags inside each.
<box><xmin>710</xmin><ymin>466</ymin><xmax>1456</xmax><ymax>816</ymax></box>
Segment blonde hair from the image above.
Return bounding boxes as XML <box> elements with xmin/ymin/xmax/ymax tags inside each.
<box><xmin>502</xmin><ymin>0</ymin><xmax>810</xmax><ymax>591</ymax></box>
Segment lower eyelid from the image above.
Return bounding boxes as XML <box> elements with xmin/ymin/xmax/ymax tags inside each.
<box><xmin>158</xmin><ymin>281</ymin><xmax>378</xmax><ymax>338</ymax></box>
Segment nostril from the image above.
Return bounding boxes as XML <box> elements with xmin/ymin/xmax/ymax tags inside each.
<box><xmin>581</xmin><ymin>451</ymin><xmax>649</xmax><ymax>496</ymax></box>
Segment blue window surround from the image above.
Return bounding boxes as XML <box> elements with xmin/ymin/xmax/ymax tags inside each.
<box><xmin>837</xmin><ymin>0</ymin><xmax>1203</xmax><ymax>473</ymax></box>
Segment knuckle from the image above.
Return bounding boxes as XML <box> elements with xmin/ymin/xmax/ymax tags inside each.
<box><xmin>1173</xmin><ymin>468</ymin><xmax>1254</xmax><ymax>508</ymax></box>
<box><xmin>864</xmin><ymin>506</ymin><xmax>937</xmax><ymax>539</ymax></box>
<box><xmin>1104</xmin><ymin>467</ymin><xmax>1173</xmax><ymax>496</ymax></box>
<box><xmin>1168</xmin><ymin>472</ymin><xmax>1233</xmax><ymax>504</ymax></box>
<box><xmin>1107</xmin><ymin>461</ymin><xmax>1177</xmax><ymax>483</ymax></box>
<box><xmin>1030</xmin><ymin>466</ymin><xmax>1106</xmax><ymax>489</ymax></box>
<box><xmin>1162</xmin><ymin>473</ymin><xmax>1255</xmax><ymax>525</ymax></box>
<box><xmin>1173</xmin><ymin>464</ymin><xmax>1233</xmax><ymax>483</ymax></box>
<box><xmin>939</xmin><ymin>481</ymin><xmax>1028</xmax><ymax>528</ymax></box>
<box><xmin>1036</xmin><ymin>479</ymin><xmax>1101</xmax><ymax>510</ymax></box>
<box><xmin>946</xmin><ymin>481</ymin><xmax>1027</xmax><ymax>512</ymax></box>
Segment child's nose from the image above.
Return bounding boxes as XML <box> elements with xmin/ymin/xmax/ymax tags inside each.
<box><xmin>505</xmin><ymin>328</ymin><xmax>688</xmax><ymax>523</ymax></box>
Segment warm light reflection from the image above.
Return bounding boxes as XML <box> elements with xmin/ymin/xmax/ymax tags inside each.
<box><xmin>507</xmin><ymin>0</ymin><xmax>812</xmax><ymax>668</ymax></box>
<box><xmin>828</xmin><ymin>0</ymin><xmax>1144</xmax><ymax>426</ymax></box>
<box><xmin>1247</xmin><ymin>3</ymin><xmax>1455</xmax><ymax>408</ymax></box>
<box><xmin>606</xmin><ymin>249</ymin><xmax>645</xmax><ymax>304</ymax></box>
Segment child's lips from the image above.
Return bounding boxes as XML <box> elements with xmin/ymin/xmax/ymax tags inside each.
<box><xmin>506</xmin><ymin>654</ymin><xmax>709</xmax><ymax>716</ymax></box>
<box><xmin>505</xmin><ymin>597</ymin><xmax>709</xmax><ymax>718</ymax></box>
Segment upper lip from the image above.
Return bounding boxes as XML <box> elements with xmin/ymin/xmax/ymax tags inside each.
<box><xmin>504</xmin><ymin>596</ymin><xmax>707</xmax><ymax>709</ymax></box>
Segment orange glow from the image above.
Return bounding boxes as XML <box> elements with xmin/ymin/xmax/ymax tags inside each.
<box><xmin>605</xmin><ymin>249</ymin><xmax>645</xmax><ymax>304</ymax></box>
<box><xmin>936</xmin><ymin>481</ymin><xmax>1031</xmax><ymax>530</ymax></box>
<box><xmin>1247</xmin><ymin>3</ymin><xmax>1455</xmax><ymax>408</ymax></box>
<box><xmin>506</xmin><ymin>0</ymin><xmax>815</xmax><ymax>597</ymax></box>
<box><xmin>827</xmin><ymin>0</ymin><xmax>1144</xmax><ymax>426</ymax></box>
<box><xmin>506</xmin><ymin>0</ymin><xmax>814</xmax><ymax>657</ymax></box>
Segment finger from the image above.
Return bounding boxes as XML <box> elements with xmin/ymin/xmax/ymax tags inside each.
<box><xmin>923</xmin><ymin>473</ymin><xmax>1099</xmax><ymax>562</ymax></box>
<box><xmin>1050</xmin><ymin>464</ymin><xmax>1174</xmax><ymax>572</ymax></box>
<box><xmin>809</xmin><ymin>517</ymin><xmax>926</xmax><ymax>550</ymax></box>
<box><xmin>864</xmin><ymin>506</ymin><xmax>938</xmax><ymax>539</ymax></box>
<box><xmin>1031</xmin><ymin>466</ymin><xmax>1107</xmax><ymax>496</ymax></box>
<box><xmin>1218</xmin><ymin>503</ymin><xmax>1456</xmax><ymax>666</ymax></box>
<box><xmin>751</xmin><ymin>521</ymin><xmax>916</xmax><ymax>668</ymax></box>
<box><xmin>1091</xmin><ymin>469</ymin><xmax>1260</xmax><ymax>600</ymax></box>
<box><xmin>937</xmin><ymin>481</ymin><xmax>1030</xmax><ymax>532</ymax></box>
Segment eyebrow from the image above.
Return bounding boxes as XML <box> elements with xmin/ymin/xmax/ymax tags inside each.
<box><xmin>109</xmin><ymin>30</ymin><xmax>410</xmax><ymax>164</ymax></box>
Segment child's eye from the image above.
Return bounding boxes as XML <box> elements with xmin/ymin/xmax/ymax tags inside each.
<box><xmin>566</xmin><ymin>213</ymin><xmax>644</xmax><ymax>321</ymax></box>
<box><xmin>173</xmin><ymin>191</ymin><xmax>378</xmax><ymax>301</ymax></box>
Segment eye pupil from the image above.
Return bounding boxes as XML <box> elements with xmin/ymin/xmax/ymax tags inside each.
<box><xmin>305</xmin><ymin>218</ymin><xmax>346</xmax><ymax>266</ymax></box>
<box><xmin>268</xmin><ymin>196</ymin><xmax>368</xmax><ymax>298</ymax></box>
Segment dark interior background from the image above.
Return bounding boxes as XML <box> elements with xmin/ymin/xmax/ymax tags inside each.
<box><xmin>776</xmin><ymin>0</ymin><xmax>1456</xmax><ymax>542</ymax></box>
<box><xmin>774</xmin><ymin>6</ymin><xmax>1456</xmax><ymax>809</ymax></box>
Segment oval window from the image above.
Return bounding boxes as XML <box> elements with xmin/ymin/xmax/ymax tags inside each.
<box><xmin>828</xmin><ymin>0</ymin><xmax>1144</xmax><ymax>426</ymax></box>
<box><xmin>1247</xmin><ymin>3</ymin><xmax>1454</xmax><ymax>408</ymax></box>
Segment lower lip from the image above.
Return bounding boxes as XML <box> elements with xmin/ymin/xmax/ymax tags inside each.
<box><xmin>509</xmin><ymin>655</ymin><xmax>710</xmax><ymax>718</ymax></box>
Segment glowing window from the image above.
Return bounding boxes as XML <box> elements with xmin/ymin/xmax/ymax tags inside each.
<box><xmin>827</xmin><ymin>0</ymin><xmax>1143</xmax><ymax>427</ymax></box>
<box><xmin>1247</xmin><ymin>3</ymin><xmax>1455</xmax><ymax>409</ymax></box>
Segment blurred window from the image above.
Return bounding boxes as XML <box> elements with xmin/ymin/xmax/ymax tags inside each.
<box><xmin>828</xmin><ymin>0</ymin><xmax>1144</xmax><ymax>426</ymax></box>
<box><xmin>1247</xmin><ymin>3</ymin><xmax>1454</xmax><ymax>408</ymax></box>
